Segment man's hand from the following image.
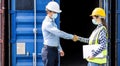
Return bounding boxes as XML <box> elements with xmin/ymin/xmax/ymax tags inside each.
<box><xmin>59</xmin><ymin>50</ymin><xmax>64</xmax><ymax>57</ymax></box>
<box><xmin>72</xmin><ymin>35</ymin><xmax>79</xmax><ymax>42</ymax></box>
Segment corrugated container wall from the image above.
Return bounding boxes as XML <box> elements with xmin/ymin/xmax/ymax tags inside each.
<box><xmin>117</xmin><ymin>0</ymin><xmax>120</xmax><ymax>65</ymax></box>
<box><xmin>0</xmin><ymin>0</ymin><xmax>5</xmax><ymax>66</ymax></box>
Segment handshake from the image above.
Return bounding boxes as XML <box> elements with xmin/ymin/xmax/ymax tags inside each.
<box><xmin>72</xmin><ymin>35</ymin><xmax>79</xmax><ymax>42</ymax></box>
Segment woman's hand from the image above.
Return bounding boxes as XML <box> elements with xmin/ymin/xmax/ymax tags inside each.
<box><xmin>88</xmin><ymin>55</ymin><xmax>94</xmax><ymax>60</ymax></box>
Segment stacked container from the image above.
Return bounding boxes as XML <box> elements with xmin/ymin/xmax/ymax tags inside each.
<box><xmin>0</xmin><ymin>0</ymin><xmax>5</xmax><ymax>66</ymax></box>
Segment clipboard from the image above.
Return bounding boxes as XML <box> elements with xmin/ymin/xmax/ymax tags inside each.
<box><xmin>82</xmin><ymin>45</ymin><xmax>104</xmax><ymax>59</ymax></box>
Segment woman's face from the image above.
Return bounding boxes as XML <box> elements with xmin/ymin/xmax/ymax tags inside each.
<box><xmin>92</xmin><ymin>16</ymin><xmax>97</xmax><ymax>20</ymax></box>
<box><xmin>92</xmin><ymin>16</ymin><xmax>102</xmax><ymax>24</ymax></box>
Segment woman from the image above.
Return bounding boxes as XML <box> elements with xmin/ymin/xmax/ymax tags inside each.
<box><xmin>79</xmin><ymin>7</ymin><xmax>108</xmax><ymax>66</ymax></box>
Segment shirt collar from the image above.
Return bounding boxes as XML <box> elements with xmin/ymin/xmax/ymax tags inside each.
<box><xmin>97</xmin><ymin>23</ymin><xmax>103</xmax><ymax>28</ymax></box>
<box><xmin>46</xmin><ymin>16</ymin><xmax>53</xmax><ymax>22</ymax></box>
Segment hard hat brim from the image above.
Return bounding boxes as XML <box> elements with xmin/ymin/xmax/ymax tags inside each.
<box><xmin>56</xmin><ymin>10</ymin><xmax>62</xmax><ymax>13</ymax></box>
<box><xmin>90</xmin><ymin>14</ymin><xmax>94</xmax><ymax>16</ymax></box>
<box><xmin>46</xmin><ymin>8</ymin><xmax>62</xmax><ymax>13</ymax></box>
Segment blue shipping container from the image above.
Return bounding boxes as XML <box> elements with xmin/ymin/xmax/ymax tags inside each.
<box><xmin>11</xmin><ymin>0</ymin><xmax>60</xmax><ymax>66</ymax></box>
<box><xmin>117</xmin><ymin>0</ymin><xmax>120</xmax><ymax>65</ymax></box>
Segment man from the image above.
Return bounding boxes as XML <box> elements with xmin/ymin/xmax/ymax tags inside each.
<box><xmin>41</xmin><ymin>1</ymin><xmax>78</xmax><ymax>66</ymax></box>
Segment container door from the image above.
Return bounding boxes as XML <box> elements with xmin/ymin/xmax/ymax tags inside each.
<box><xmin>11</xmin><ymin>0</ymin><xmax>60</xmax><ymax>66</ymax></box>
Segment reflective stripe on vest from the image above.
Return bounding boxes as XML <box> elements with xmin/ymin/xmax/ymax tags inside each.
<box><xmin>87</xmin><ymin>26</ymin><xmax>108</xmax><ymax>64</ymax></box>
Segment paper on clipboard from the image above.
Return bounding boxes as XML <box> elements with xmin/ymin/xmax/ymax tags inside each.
<box><xmin>83</xmin><ymin>45</ymin><xmax>104</xmax><ymax>59</ymax></box>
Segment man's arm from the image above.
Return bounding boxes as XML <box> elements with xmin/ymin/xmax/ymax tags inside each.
<box><xmin>45</xmin><ymin>22</ymin><xmax>77</xmax><ymax>40</ymax></box>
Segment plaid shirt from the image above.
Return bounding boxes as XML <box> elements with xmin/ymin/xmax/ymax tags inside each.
<box><xmin>78</xmin><ymin>24</ymin><xmax>107</xmax><ymax>57</ymax></box>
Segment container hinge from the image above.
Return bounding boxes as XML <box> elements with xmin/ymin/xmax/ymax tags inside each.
<box><xmin>0</xmin><ymin>39</ymin><xmax>3</xmax><ymax>43</ymax></box>
<box><xmin>0</xmin><ymin>7</ymin><xmax>5</xmax><ymax>14</ymax></box>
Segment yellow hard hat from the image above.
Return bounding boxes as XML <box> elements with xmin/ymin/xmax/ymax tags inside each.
<box><xmin>90</xmin><ymin>7</ymin><xmax>106</xmax><ymax>17</ymax></box>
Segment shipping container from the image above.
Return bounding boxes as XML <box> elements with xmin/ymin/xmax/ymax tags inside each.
<box><xmin>0</xmin><ymin>0</ymin><xmax>5</xmax><ymax>66</ymax></box>
<box><xmin>10</xmin><ymin>0</ymin><xmax>60</xmax><ymax>66</ymax></box>
<box><xmin>9</xmin><ymin>0</ymin><xmax>116</xmax><ymax>66</ymax></box>
<box><xmin>117</xmin><ymin>0</ymin><xmax>120</xmax><ymax>66</ymax></box>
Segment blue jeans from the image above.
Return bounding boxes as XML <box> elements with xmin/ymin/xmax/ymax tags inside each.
<box><xmin>87</xmin><ymin>62</ymin><xmax>106</xmax><ymax>66</ymax></box>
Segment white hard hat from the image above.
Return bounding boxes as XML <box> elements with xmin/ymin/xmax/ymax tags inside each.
<box><xmin>46</xmin><ymin>1</ymin><xmax>62</xmax><ymax>13</ymax></box>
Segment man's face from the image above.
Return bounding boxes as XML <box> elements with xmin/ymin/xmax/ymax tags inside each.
<box><xmin>47</xmin><ymin>11</ymin><xmax>56</xmax><ymax>16</ymax></box>
<box><xmin>51</xmin><ymin>11</ymin><xmax>57</xmax><ymax>15</ymax></box>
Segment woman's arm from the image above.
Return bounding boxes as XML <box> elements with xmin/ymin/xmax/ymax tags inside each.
<box><xmin>78</xmin><ymin>36</ymin><xmax>89</xmax><ymax>43</ymax></box>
